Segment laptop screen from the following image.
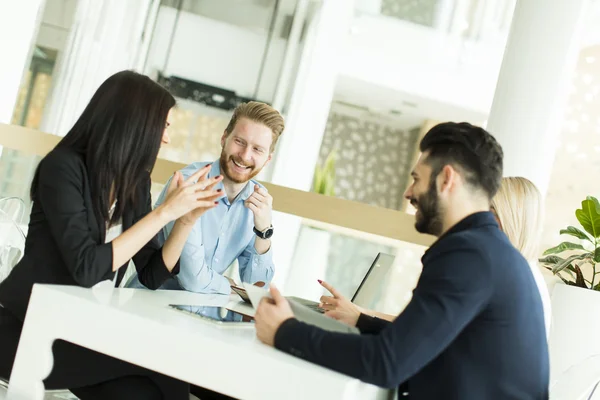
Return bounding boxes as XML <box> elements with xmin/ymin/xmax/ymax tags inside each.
<box><xmin>350</xmin><ymin>253</ymin><xmax>396</xmax><ymax>309</ymax></box>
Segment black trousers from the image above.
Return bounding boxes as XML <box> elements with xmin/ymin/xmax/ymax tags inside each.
<box><xmin>0</xmin><ymin>306</ymin><xmax>188</xmax><ymax>400</ymax></box>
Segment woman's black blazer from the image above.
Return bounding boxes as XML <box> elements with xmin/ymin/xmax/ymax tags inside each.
<box><xmin>0</xmin><ymin>147</ymin><xmax>179</xmax><ymax>320</ymax></box>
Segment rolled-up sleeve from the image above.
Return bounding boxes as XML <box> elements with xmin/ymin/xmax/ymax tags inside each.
<box><xmin>238</xmin><ymin>237</ymin><xmax>274</xmax><ymax>284</ymax></box>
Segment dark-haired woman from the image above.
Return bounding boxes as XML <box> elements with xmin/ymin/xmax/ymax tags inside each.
<box><xmin>0</xmin><ymin>70</ymin><xmax>222</xmax><ymax>399</ymax></box>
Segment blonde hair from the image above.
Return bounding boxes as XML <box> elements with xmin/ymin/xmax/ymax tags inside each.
<box><xmin>490</xmin><ymin>177</ymin><xmax>544</xmax><ymax>260</ymax></box>
<box><xmin>224</xmin><ymin>101</ymin><xmax>284</xmax><ymax>152</ymax></box>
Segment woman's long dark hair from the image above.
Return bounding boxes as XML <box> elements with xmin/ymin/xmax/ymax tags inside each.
<box><xmin>31</xmin><ymin>70</ymin><xmax>176</xmax><ymax>226</ymax></box>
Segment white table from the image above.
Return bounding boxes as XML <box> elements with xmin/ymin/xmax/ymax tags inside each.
<box><xmin>7</xmin><ymin>284</ymin><xmax>391</xmax><ymax>400</ymax></box>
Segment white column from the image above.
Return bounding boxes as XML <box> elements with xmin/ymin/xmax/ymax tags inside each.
<box><xmin>40</xmin><ymin>0</ymin><xmax>153</xmax><ymax>136</ymax></box>
<box><xmin>0</xmin><ymin>0</ymin><xmax>44</xmax><ymax>124</ymax></box>
<box><xmin>267</xmin><ymin>0</ymin><xmax>354</xmax><ymax>291</ymax></box>
<box><xmin>486</xmin><ymin>0</ymin><xmax>588</xmax><ymax>196</ymax></box>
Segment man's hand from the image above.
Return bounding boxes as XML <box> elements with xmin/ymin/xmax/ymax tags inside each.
<box><xmin>319</xmin><ymin>280</ymin><xmax>362</xmax><ymax>327</ymax></box>
<box><xmin>254</xmin><ymin>284</ymin><xmax>294</xmax><ymax>347</ymax></box>
<box><xmin>244</xmin><ymin>185</ymin><xmax>273</xmax><ymax>232</ymax></box>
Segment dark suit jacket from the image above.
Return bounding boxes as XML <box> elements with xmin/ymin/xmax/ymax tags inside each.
<box><xmin>275</xmin><ymin>212</ymin><xmax>549</xmax><ymax>400</ymax></box>
<box><xmin>0</xmin><ymin>148</ymin><xmax>179</xmax><ymax>321</ymax></box>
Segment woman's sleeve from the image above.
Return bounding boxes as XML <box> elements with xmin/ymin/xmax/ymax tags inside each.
<box><xmin>37</xmin><ymin>151</ymin><xmax>114</xmax><ymax>287</ymax></box>
<box><xmin>131</xmin><ymin>176</ymin><xmax>180</xmax><ymax>290</ymax></box>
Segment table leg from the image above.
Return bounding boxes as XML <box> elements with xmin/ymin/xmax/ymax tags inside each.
<box><xmin>7</xmin><ymin>290</ymin><xmax>58</xmax><ymax>400</ymax></box>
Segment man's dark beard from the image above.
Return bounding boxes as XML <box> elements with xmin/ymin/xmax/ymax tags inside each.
<box><xmin>412</xmin><ymin>179</ymin><xmax>444</xmax><ymax>236</ymax></box>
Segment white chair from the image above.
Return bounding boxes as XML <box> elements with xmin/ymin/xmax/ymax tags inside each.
<box><xmin>0</xmin><ymin>200</ymin><xmax>78</xmax><ymax>400</ymax></box>
<box><xmin>0</xmin><ymin>207</ymin><xmax>25</xmax><ymax>283</ymax></box>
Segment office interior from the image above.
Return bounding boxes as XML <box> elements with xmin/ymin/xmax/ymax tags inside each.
<box><xmin>1</xmin><ymin>0</ymin><xmax>600</xmax><ymax>399</ymax></box>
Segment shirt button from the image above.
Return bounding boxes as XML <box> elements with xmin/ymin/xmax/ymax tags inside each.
<box><xmin>215</xmin><ymin>258</ymin><xmax>219</xmax><ymax>262</ymax></box>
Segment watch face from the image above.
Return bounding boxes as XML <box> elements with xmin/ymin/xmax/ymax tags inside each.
<box><xmin>263</xmin><ymin>227</ymin><xmax>274</xmax><ymax>239</ymax></box>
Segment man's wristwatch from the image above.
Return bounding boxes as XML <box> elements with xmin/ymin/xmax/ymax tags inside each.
<box><xmin>253</xmin><ymin>225</ymin><xmax>274</xmax><ymax>239</ymax></box>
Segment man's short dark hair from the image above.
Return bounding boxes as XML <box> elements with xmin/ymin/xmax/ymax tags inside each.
<box><xmin>419</xmin><ymin>122</ymin><xmax>503</xmax><ymax>200</ymax></box>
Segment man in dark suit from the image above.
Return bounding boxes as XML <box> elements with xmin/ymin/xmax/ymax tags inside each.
<box><xmin>254</xmin><ymin>122</ymin><xmax>549</xmax><ymax>399</ymax></box>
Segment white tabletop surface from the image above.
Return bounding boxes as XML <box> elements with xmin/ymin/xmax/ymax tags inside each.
<box><xmin>7</xmin><ymin>284</ymin><xmax>391</xmax><ymax>400</ymax></box>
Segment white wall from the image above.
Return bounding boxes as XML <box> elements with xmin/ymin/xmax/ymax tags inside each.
<box><xmin>0</xmin><ymin>0</ymin><xmax>45</xmax><ymax>124</ymax></box>
<box><xmin>145</xmin><ymin>6</ymin><xmax>289</xmax><ymax>102</ymax></box>
<box><xmin>145</xmin><ymin>4</ymin><xmax>509</xmax><ymax>121</ymax></box>
<box><xmin>338</xmin><ymin>13</ymin><xmax>507</xmax><ymax>117</ymax></box>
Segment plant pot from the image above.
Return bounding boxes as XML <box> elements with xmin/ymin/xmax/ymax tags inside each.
<box><xmin>549</xmin><ymin>284</ymin><xmax>600</xmax><ymax>399</ymax></box>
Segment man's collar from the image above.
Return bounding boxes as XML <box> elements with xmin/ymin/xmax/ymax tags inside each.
<box><xmin>240</xmin><ymin>180</ymin><xmax>256</xmax><ymax>201</ymax></box>
<box><xmin>208</xmin><ymin>160</ymin><xmax>221</xmax><ymax>178</ymax></box>
<box><xmin>442</xmin><ymin>211</ymin><xmax>498</xmax><ymax>238</ymax></box>
<box><xmin>427</xmin><ymin>211</ymin><xmax>499</xmax><ymax>250</ymax></box>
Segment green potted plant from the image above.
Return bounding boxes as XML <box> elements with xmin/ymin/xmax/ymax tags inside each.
<box><xmin>539</xmin><ymin>196</ymin><xmax>600</xmax><ymax>289</ymax></box>
<box><xmin>539</xmin><ymin>196</ymin><xmax>600</xmax><ymax>396</ymax></box>
<box><xmin>311</xmin><ymin>150</ymin><xmax>336</xmax><ymax>196</ymax></box>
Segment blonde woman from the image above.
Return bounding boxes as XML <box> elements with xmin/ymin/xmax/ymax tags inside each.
<box><xmin>319</xmin><ymin>176</ymin><xmax>553</xmax><ymax>337</ymax></box>
<box><xmin>490</xmin><ymin>177</ymin><xmax>555</xmax><ymax>336</ymax></box>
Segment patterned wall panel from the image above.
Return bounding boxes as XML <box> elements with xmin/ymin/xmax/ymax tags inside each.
<box><xmin>317</xmin><ymin>106</ymin><xmax>422</xmax><ymax>211</ymax></box>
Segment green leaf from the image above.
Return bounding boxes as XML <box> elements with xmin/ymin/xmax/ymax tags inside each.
<box><xmin>312</xmin><ymin>168</ymin><xmax>322</xmax><ymax>193</ymax></box>
<box><xmin>560</xmin><ymin>226</ymin><xmax>592</xmax><ymax>242</ymax></box>
<box><xmin>588</xmin><ymin>196</ymin><xmax>600</xmax><ymax>214</ymax></box>
<box><xmin>552</xmin><ymin>253</ymin><xmax>590</xmax><ymax>274</ymax></box>
<box><xmin>543</xmin><ymin>242</ymin><xmax>585</xmax><ymax>255</ymax></box>
<box><xmin>594</xmin><ymin>282</ymin><xmax>600</xmax><ymax>291</ymax></box>
<box><xmin>322</xmin><ymin>174</ymin><xmax>335</xmax><ymax>197</ymax></box>
<box><xmin>575</xmin><ymin>198</ymin><xmax>600</xmax><ymax>239</ymax></box>
<box><xmin>594</xmin><ymin>248</ymin><xmax>600</xmax><ymax>263</ymax></box>
<box><xmin>324</xmin><ymin>151</ymin><xmax>336</xmax><ymax>175</ymax></box>
<box><xmin>539</xmin><ymin>255</ymin><xmax>564</xmax><ymax>265</ymax></box>
<box><xmin>312</xmin><ymin>150</ymin><xmax>336</xmax><ymax>196</ymax></box>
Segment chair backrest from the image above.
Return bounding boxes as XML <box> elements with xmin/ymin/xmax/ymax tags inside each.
<box><xmin>0</xmin><ymin>206</ymin><xmax>26</xmax><ymax>283</ymax></box>
<box><xmin>0</xmin><ymin>197</ymin><xmax>26</xmax><ymax>225</ymax></box>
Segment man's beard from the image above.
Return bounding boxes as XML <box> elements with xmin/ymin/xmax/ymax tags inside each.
<box><xmin>219</xmin><ymin>152</ymin><xmax>262</xmax><ymax>184</ymax></box>
<box><xmin>410</xmin><ymin>180</ymin><xmax>444</xmax><ymax>236</ymax></box>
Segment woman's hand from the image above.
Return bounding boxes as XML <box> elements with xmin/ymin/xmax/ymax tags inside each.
<box><xmin>319</xmin><ymin>280</ymin><xmax>364</xmax><ymax>327</ymax></box>
<box><xmin>160</xmin><ymin>165</ymin><xmax>223</xmax><ymax>223</ymax></box>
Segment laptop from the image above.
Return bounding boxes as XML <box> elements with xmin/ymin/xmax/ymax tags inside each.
<box><xmin>232</xmin><ymin>253</ymin><xmax>395</xmax><ymax>313</ymax></box>
<box><xmin>243</xmin><ymin>283</ymin><xmax>359</xmax><ymax>334</ymax></box>
<box><xmin>287</xmin><ymin>252</ymin><xmax>395</xmax><ymax>312</ymax></box>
